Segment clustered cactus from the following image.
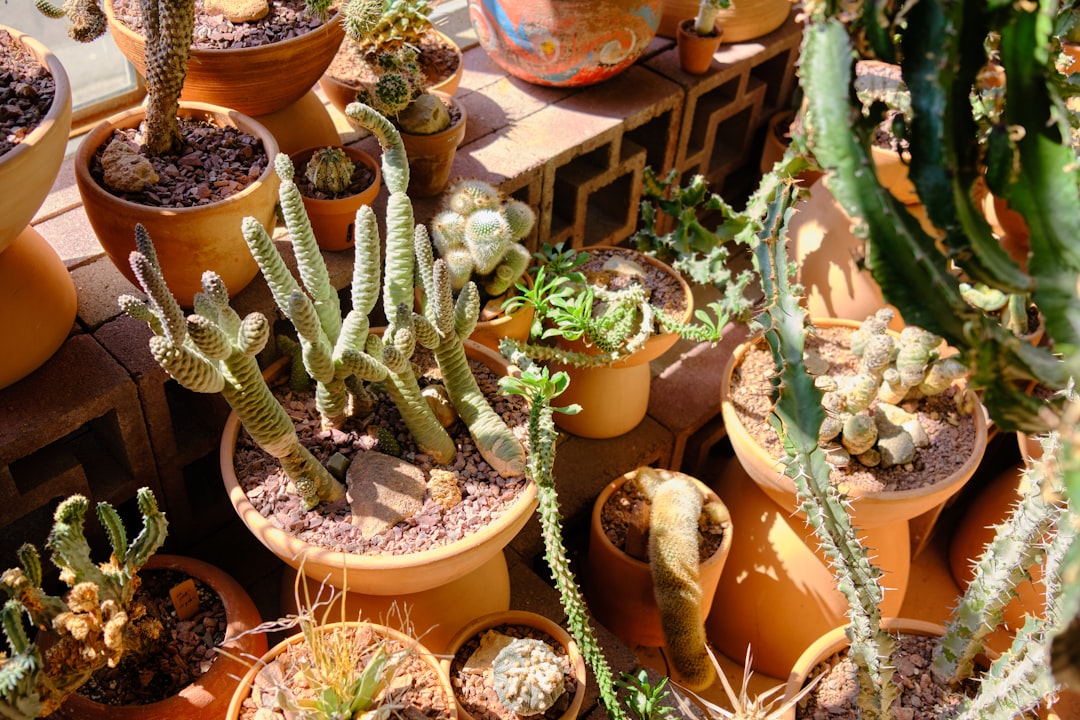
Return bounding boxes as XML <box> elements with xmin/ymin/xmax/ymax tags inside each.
<box><xmin>491</xmin><ymin>637</ymin><xmax>566</xmax><ymax>716</ymax></box>
<box><xmin>342</xmin><ymin>0</ymin><xmax>434</xmax><ymax>55</ymax></box>
<box><xmin>0</xmin><ymin>488</ymin><xmax>168</xmax><ymax>719</ymax></box>
<box><xmin>814</xmin><ymin>307</ymin><xmax>969</xmax><ymax>468</ymax></box>
<box><xmin>304</xmin><ymin>147</ymin><xmax>357</xmax><ymax>195</ymax></box>
<box><xmin>429</xmin><ymin>179</ymin><xmax>535</xmax><ymax>298</ymax></box>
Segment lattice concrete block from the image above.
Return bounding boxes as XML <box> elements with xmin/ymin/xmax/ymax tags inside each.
<box><xmin>0</xmin><ymin>334</ymin><xmax>160</xmax><ymax>533</ymax></box>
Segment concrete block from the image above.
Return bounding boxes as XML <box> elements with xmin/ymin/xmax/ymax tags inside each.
<box><xmin>71</xmin><ymin>256</ymin><xmax>137</xmax><ymax>330</ymax></box>
<box><xmin>36</xmin><ymin>204</ymin><xmax>105</xmax><ymax>268</ymax></box>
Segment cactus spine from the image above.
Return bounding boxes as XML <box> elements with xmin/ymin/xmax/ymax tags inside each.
<box><xmin>492</xmin><ymin>638</ymin><xmax>567</xmax><ymax>716</ymax></box>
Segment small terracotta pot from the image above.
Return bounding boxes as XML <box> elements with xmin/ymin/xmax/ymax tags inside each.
<box><xmin>585</xmin><ymin>470</ymin><xmax>732</xmax><ymax>649</ymax></box>
<box><xmin>53</xmin><ymin>554</ymin><xmax>267</xmax><ymax>720</ymax></box>
<box><xmin>226</xmin><ymin>621</ymin><xmax>456</xmax><ymax>720</ymax></box>
<box><xmin>442</xmin><ymin>610</ymin><xmax>587</xmax><ymax>720</ymax></box>
<box><xmin>400</xmin><ymin>92</ymin><xmax>468</xmax><ymax>198</ymax></box>
<box><xmin>104</xmin><ymin>0</ymin><xmax>346</xmax><ymax>117</ymax></box>
<box><xmin>658</xmin><ymin>0</ymin><xmax>791</xmax><ymax>42</ymax></box>
<box><xmin>288</xmin><ymin>145</ymin><xmax>382</xmax><ymax>251</ymax></box>
<box><xmin>676</xmin><ymin>18</ymin><xmax>722</xmax><ymax>74</ymax></box>
<box><xmin>74</xmin><ymin>102</ymin><xmax>280</xmax><ymax>307</ymax></box>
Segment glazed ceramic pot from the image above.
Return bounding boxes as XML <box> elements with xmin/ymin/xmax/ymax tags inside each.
<box><xmin>75</xmin><ymin>102</ymin><xmax>280</xmax><ymax>307</ymax></box>
<box><xmin>585</xmin><ymin>470</ymin><xmax>732</xmax><ymax>649</ymax></box>
<box><xmin>442</xmin><ymin>610</ymin><xmax>587</xmax><ymax>720</ymax></box>
<box><xmin>676</xmin><ymin>18</ymin><xmax>722</xmax><ymax>74</ymax></box>
<box><xmin>226</xmin><ymin>621</ymin><xmax>456</xmax><ymax>720</ymax></box>
<box><xmin>658</xmin><ymin>0</ymin><xmax>792</xmax><ymax>42</ymax></box>
<box><xmin>466</xmin><ymin>0</ymin><xmax>662</xmax><ymax>87</ymax></box>
<box><xmin>0</xmin><ymin>26</ymin><xmax>77</xmax><ymax>390</ymax></box>
<box><xmin>53</xmin><ymin>554</ymin><xmax>267</xmax><ymax>720</ymax></box>
<box><xmin>288</xmin><ymin>145</ymin><xmax>382</xmax><ymax>251</ymax></box>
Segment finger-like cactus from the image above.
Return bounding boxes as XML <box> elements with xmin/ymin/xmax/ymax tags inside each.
<box><xmin>492</xmin><ymin>638</ymin><xmax>567</xmax><ymax>716</ymax></box>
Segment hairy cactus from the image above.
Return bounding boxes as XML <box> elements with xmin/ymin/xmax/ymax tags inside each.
<box><xmin>304</xmin><ymin>147</ymin><xmax>356</xmax><ymax>195</ymax></box>
<box><xmin>429</xmin><ymin>179</ymin><xmax>536</xmax><ymax>298</ymax></box>
<box><xmin>0</xmin><ymin>488</ymin><xmax>167</xmax><ymax>719</ymax></box>
<box><xmin>119</xmin><ymin>225</ymin><xmax>346</xmax><ymax>510</ymax></box>
<box><xmin>492</xmin><ymin>638</ymin><xmax>567</xmax><ymax>716</ymax></box>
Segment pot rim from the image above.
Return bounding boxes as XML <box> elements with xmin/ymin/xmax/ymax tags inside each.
<box><xmin>0</xmin><ymin>26</ymin><xmax>72</xmax><ymax>168</ymax></box>
<box><xmin>287</xmin><ymin>144</ymin><xmax>382</xmax><ymax>208</ymax></box>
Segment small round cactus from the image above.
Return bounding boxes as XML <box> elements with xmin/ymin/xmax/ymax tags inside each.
<box><xmin>304</xmin><ymin>147</ymin><xmax>356</xmax><ymax>195</ymax></box>
<box><xmin>492</xmin><ymin>638</ymin><xmax>567</xmax><ymax>716</ymax></box>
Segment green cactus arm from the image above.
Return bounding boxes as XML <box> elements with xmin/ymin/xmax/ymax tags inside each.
<box><xmin>44</xmin><ymin>496</ymin><xmax>110</xmax><ymax>596</ymax></box>
<box><xmin>123</xmin><ymin>487</ymin><xmax>169</xmax><ymax>572</ymax></box>
<box><xmin>130</xmin><ymin>228</ymin><xmax>186</xmax><ymax>345</ymax></box>
<box><xmin>351</xmin><ymin>205</ymin><xmax>382</xmax><ymax>318</ymax></box>
<box><xmin>453</xmin><ymin>281</ymin><xmax>480</xmax><ymax>342</ymax></box>
<box><xmin>242</xmin><ymin>216</ymin><xmax>306</xmax><ymax>327</ymax></box>
<box><xmin>497</xmin><ymin>352</ymin><xmax>628</xmax><ymax>720</ymax></box>
<box><xmin>95</xmin><ymin>501</ymin><xmax>128</xmax><ymax>568</ymax></box>
<box><xmin>34</xmin><ymin>0</ymin><xmax>66</xmax><ymax>19</ymax></box>
<box><xmin>147</xmin><ymin>335</ymin><xmax>226</xmax><ymax>394</ymax></box>
<box><xmin>0</xmin><ymin>599</ymin><xmax>45</xmax><ymax>720</ymax></box>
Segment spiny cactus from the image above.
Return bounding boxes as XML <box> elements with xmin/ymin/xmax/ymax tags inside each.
<box><xmin>304</xmin><ymin>147</ymin><xmax>357</xmax><ymax>195</ymax></box>
<box><xmin>492</xmin><ymin>638</ymin><xmax>567</xmax><ymax>716</ymax></box>
<box><xmin>631</xmin><ymin>467</ymin><xmax>729</xmax><ymax>692</ymax></box>
<box><xmin>119</xmin><ymin>225</ymin><xmax>346</xmax><ymax>510</ymax></box>
<box><xmin>429</xmin><ymin>179</ymin><xmax>536</xmax><ymax>298</ymax></box>
<box><xmin>34</xmin><ymin>0</ymin><xmax>107</xmax><ymax>41</ymax></box>
<box><xmin>342</xmin><ymin>0</ymin><xmax>434</xmax><ymax>54</ymax></box>
<box><xmin>0</xmin><ymin>488</ymin><xmax>167</xmax><ymax>719</ymax></box>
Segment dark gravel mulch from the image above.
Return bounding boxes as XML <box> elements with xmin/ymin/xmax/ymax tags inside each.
<box><xmin>0</xmin><ymin>29</ymin><xmax>57</xmax><ymax>158</ymax></box>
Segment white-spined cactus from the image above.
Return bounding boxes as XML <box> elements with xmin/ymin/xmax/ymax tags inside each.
<box><xmin>492</xmin><ymin>638</ymin><xmax>567</xmax><ymax>716</ymax></box>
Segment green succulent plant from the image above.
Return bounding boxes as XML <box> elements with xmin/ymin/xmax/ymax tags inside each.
<box><xmin>304</xmin><ymin>147</ymin><xmax>357</xmax><ymax>195</ymax></box>
<box><xmin>693</xmin><ymin>0</ymin><xmax>729</xmax><ymax>36</ymax></box>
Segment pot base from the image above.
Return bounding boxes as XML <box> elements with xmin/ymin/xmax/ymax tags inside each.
<box><xmin>250</xmin><ymin>90</ymin><xmax>341</xmax><ymax>156</ymax></box>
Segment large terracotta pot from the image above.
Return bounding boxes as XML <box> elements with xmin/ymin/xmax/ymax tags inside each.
<box><xmin>75</xmin><ymin>102</ymin><xmax>280</xmax><ymax>307</ymax></box>
<box><xmin>466</xmin><ymin>0</ymin><xmax>662</xmax><ymax>87</ymax></box>
<box><xmin>0</xmin><ymin>26</ymin><xmax>76</xmax><ymax>389</ymax></box>
<box><xmin>585</xmin><ymin>470</ymin><xmax>732</xmax><ymax>649</ymax></box>
<box><xmin>720</xmin><ymin>317</ymin><xmax>988</xmax><ymax>529</ymax></box>
<box><xmin>226</xmin><ymin>621</ymin><xmax>456</xmax><ymax>720</ymax></box>
<box><xmin>53</xmin><ymin>554</ymin><xmax>267</xmax><ymax>720</ymax></box>
<box><xmin>705</xmin><ymin>458</ymin><xmax>910</xmax><ymax>680</ymax></box>
<box><xmin>220</xmin><ymin>341</ymin><xmax>538</xmax><ymax>651</ymax></box>
<box><xmin>658</xmin><ymin>0</ymin><xmax>792</xmax><ymax>43</ymax></box>
<box><xmin>400</xmin><ymin>92</ymin><xmax>468</xmax><ymax>198</ymax></box>
<box><xmin>442</xmin><ymin>610</ymin><xmax>587</xmax><ymax>720</ymax></box>
<box><xmin>288</xmin><ymin>145</ymin><xmax>382</xmax><ymax>252</ymax></box>
<box><xmin>549</xmin><ymin>246</ymin><xmax>693</xmax><ymax>439</ymax></box>
<box><xmin>104</xmin><ymin>0</ymin><xmax>346</xmax><ymax>117</ymax></box>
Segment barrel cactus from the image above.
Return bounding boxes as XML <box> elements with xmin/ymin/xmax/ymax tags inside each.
<box><xmin>491</xmin><ymin>637</ymin><xmax>567</xmax><ymax>716</ymax></box>
<box><xmin>304</xmin><ymin>147</ymin><xmax>356</xmax><ymax>195</ymax></box>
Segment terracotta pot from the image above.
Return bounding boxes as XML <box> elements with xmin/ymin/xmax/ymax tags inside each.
<box><xmin>871</xmin><ymin>143</ymin><xmax>920</xmax><ymax>205</ymax></box>
<box><xmin>247</xmin><ymin>89</ymin><xmax>343</xmax><ymax>156</ymax></box>
<box><xmin>0</xmin><ymin>26</ymin><xmax>72</xmax><ymax>253</ymax></box>
<box><xmin>676</xmin><ymin>18</ymin><xmax>722</xmax><ymax>74</ymax></box>
<box><xmin>319</xmin><ymin>29</ymin><xmax>464</xmax><ymax>118</ymax></box>
<box><xmin>585</xmin><ymin>470</ymin><xmax>732</xmax><ymax>649</ymax></box>
<box><xmin>759</xmin><ymin>110</ymin><xmax>824</xmax><ymax>186</ymax></box>
<box><xmin>288</xmin><ymin>145</ymin><xmax>382</xmax><ymax>251</ymax></box>
<box><xmin>104</xmin><ymin>0</ymin><xmax>346</xmax><ymax>117</ymax></box>
<box><xmin>74</xmin><ymin>102</ymin><xmax>280</xmax><ymax>307</ymax></box>
<box><xmin>658</xmin><ymin>0</ymin><xmax>792</xmax><ymax>43</ymax></box>
<box><xmin>220</xmin><ymin>341</ymin><xmax>538</xmax><ymax>611</ymax></box>
<box><xmin>780</xmin><ymin>618</ymin><xmax>948</xmax><ymax>720</ymax></box>
<box><xmin>463</xmin><ymin>272</ymin><xmax>536</xmax><ymax>353</ymax></box>
<box><xmin>720</xmin><ymin>317</ymin><xmax>988</xmax><ymax>529</ymax></box>
<box><xmin>53</xmin><ymin>554</ymin><xmax>267</xmax><ymax>720</ymax></box>
<box><xmin>442</xmin><ymin>610</ymin><xmax>587</xmax><ymax>720</ymax></box>
<box><xmin>400</xmin><ymin>92</ymin><xmax>468</xmax><ymax>198</ymax></box>
<box><xmin>466</xmin><ymin>0</ymin><xmax>661</xmax><ymax>87</ymax></box>
<box><xmin>549</xmin><ymin>246</ymin><xmax>694</xmax><ymax>439</ymax></box>
<box><xmin>225</xmin><ymin>621</ymin><xmax>456</xmax><ymax>720</ymax></box>
<box><xmin>705</xmin><ymin>458</ymin><xmax>910</xmax><ymax>679</ymax></box>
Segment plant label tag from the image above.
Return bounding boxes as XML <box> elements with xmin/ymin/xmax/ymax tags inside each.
<box><xmin>169</xmin><ymin>579</ymin><xmax>200</xmax><ymax>621</ymax></box>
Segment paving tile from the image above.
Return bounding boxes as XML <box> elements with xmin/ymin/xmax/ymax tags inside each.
<box><xmin>71</xmin><ymin>256</ymin><xmax>138</xmax><ymax>330</ymax></box>
<box><xmin>460</xmin><ymin>44</ymin><xmax>511</xmax><ymax>93</ymax></box>
<box><xmin>34</xmin><ymin>204</ymin><xmax>105</xmax><ymax>268</ymax></box>
<box><xmin>33</xmin><ymin>154</ymin><xmax>81</xmax><ymax>222</ymax></box>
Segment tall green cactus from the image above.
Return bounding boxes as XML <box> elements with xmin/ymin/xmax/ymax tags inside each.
<box><xmin>119</xmin><ymin>225</ymin><xmax>345</xmax><ymax>510</ymax></box>
<box><xmin>0</xmin><ymin>488</ymin><xmax>167</xmax><ymax>719</ymax></box>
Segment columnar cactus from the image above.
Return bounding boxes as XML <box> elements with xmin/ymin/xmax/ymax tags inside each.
<box><xmin>429</xmin><ymin>179</ymin><xmax>536</xmax><ymax>297</ymax></box>
<box><xmin>119</xmin><ymin>225</ymin><xmax>346</xmax><ymax>510</ymax></box>
<box><xmin>492</xmin><ymin>638</ymin><xmax>567</xmax><ymax>716</ymax></box>
<box><xmin>304</xmin><ymin>147</ymin><xmax>357</xmax><ymax>195</ymax></box>
<box><xmin>0</xmin><ymin>488</ymin><xmax>167</xmax><ymax>719</ymax></box>
<box><xmin>693</xmin><ymin>0</ymin><xmax>728</xmax><ymax>36</ymax></box>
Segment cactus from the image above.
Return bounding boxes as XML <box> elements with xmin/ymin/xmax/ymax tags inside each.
<box><xmin>119</xmin><ymin>225</ymin><xmax>346</xmax><ymax>510</ymax></box>
<box><xmin>342</xmin><ymin>0</ymin><xmax>433</xmax><ymax>54</ymax></box>
<box><xmin>304</xmin><ymin>147</ymin><xmax>357</xmax><ymax>195</ymax></box>
<box><xmin>429</xmin><ymin>179</ymin><xmax>536</xmax><ymax>298</ymax></box>
<box><xmin>0</xmin><ymin>488</ymin><xmax>167</xmax><ymax>719</ymax></box>
<box><xmin>491</xmin><ymin>638</ymin><xmax>567</xmax><ymax>716</ymax></box>
<box><xmin>693</xmin><ymin>0</ymin><xmax>728</xmax><ymax>37</ymax></box>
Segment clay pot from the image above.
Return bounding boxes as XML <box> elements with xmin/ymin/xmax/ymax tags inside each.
<box><xmin>465</xmin><ymin>272</ymin><xmax>536</xmax><ymax>353</ymax></box>
<box><xmin>466</xmin><ymin>0</ymin><xmax>661</xmax><ymax>87</ymax></box>
<box><xmin>53</xmin><ymin>554</ymin><xmax>267</xmax><ymax>720</ymax></box>
<box><xmin>705</xmin><ymin>458</ymin><xmax>910</xmax><ymax>679</ymax></box>
<box><xmin>246</xmin><ymin>90</ymin><xmax>342</xmax><ymax>156</ymax></box>
<box><xmin>0</xmin><ymin>26</ymin><xmax>76</xmax><ymax>389</ymax></box>
<box><xmin>220</xmin><ymin>341</ymin><xmax>538</xmax><ymax>652</ymax></box>
<box><xmin>676</xmin><ymin>18</ymin><xmax>723</xmax><ymax>74</ymax></box>
<box><xmin>548</xmin><ymin>246</ymin><xmax>694</xmax><ymax>439</ymax></box>
<box><xmin>288</xmin><ymin>145</ymin><xmax>382</xmax><ymax>251</ymax></box>
<box><xmin>226</xmin><ymin>621</ymin><xmax>456</xmax><ymax>720</ymax></box>
<box><xmin>400</xmin><ymin>92</ymin><xmax>468</xmax><ymax>197</ymax></box>
<box><xmin>658</xmin><ymin>0</ymin><xmax>792</xmax><ymax>43</ymax></box>
<box><xmin>319</xmin><ymin>29</ymin><xmax>464</xmax><ymax>117</ymax></box>
<box><xmin>720</xmin><ymin>317</ymin><xmax>988</xmax><ymax>529</ymax></box>
<box><xmin>442</xmin><ymin>610</ymin><xmax>587</xmax><ymax>720</ymax></box>
<box><xmin>74</xmin><ymin>102</ymin><xmax>280</xmax><ymax>308</ymax></box>
<box><xmin>104</xmin><ymin>0</ymin><xmax>346</xmax><ymax>118</ymax></box>
<box><xmin>585</xmin><ymin>470</ymin><xmax>732</xmax><ymax>649</ymax></box>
